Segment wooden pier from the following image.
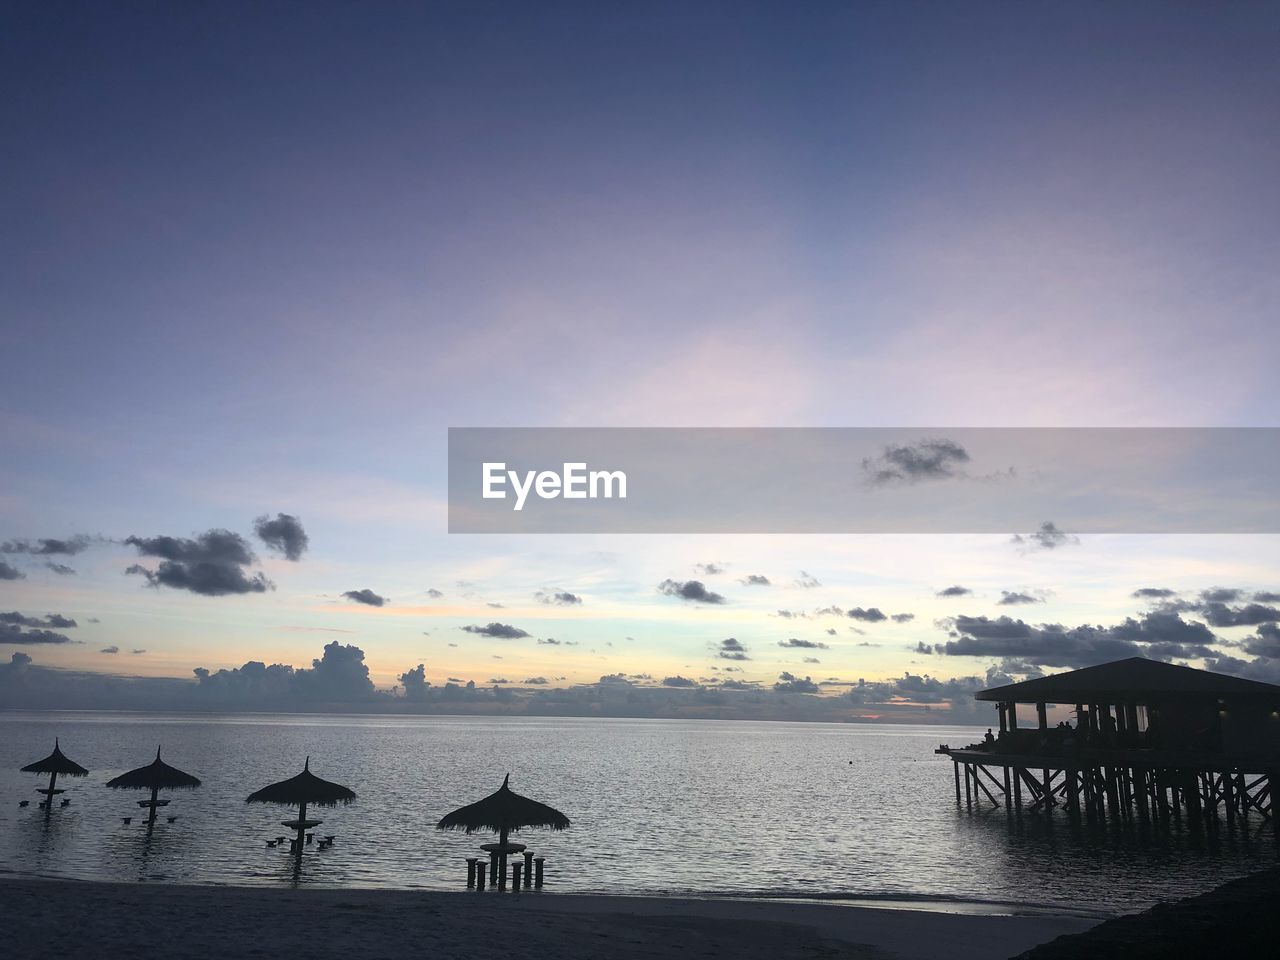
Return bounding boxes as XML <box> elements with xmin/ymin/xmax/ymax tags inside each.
<box><xmin>938</xmin><ymin>658</ymin><xmax>1280</xmax><ymax>826</ymax></box>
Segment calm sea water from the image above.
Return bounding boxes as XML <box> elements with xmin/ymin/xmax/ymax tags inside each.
<box><xmin>1</xmin><ymin>712</ymin><xmax>1275</xmax><ymax>913</ymax></box>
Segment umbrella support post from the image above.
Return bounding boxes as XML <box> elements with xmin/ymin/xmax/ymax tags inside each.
<box><xmin>476</xmin><ymin>863</ymin><xmax>487</xmax><ymax>891</ymax></box>
<box><xmin>498</xmin><ymin>854</ymin><xmax>507</xmax><ymax>891</ymax></box>
<box><xmin>44</xmin><ymin>771</ymin><xmax>58</xmax><ymax>817</ymax></box>
<box><xmin>466</xmin><ymin>858</ymin><xmax>478</xmax><ymax>888</ymax></box>
<box><xmin>534</xmin><ymin>857</ymin><xmax>544</xmax><ymax>888</ymax></box>
<box><xmin>147</xmin><ymin>786</ymin><xmax>160</xmax><ymax>825</ymax></box>
<box><xmin>295</xmin><ymin>802</ymin><xmax>308</xmax><ymax>866</ymax></box>
<box><xmin>512</xmin><ymin>862</ymin><xmax>523</xmax><ymax>891</ymax></box>
<box><xmin>523</xmin><ymin>850</ymin><xmax>533</xmax><ymax>881</ymax></box>
<box><xmin>489</xmin><ymin>851</ymin><xmax>499</xmax><ymax>886</ymax></box>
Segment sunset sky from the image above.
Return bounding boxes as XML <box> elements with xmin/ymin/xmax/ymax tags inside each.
<box><xmin>2</xmin><ymin>3</ymin><xmax>1278</xmax><ymax>712</ymax></box>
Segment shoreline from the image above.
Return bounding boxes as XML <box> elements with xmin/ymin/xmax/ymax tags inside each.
<box><xmin>0</xmin><ymin>876</ymin><xmax>1100</xmax><ymax>960</ymax></box>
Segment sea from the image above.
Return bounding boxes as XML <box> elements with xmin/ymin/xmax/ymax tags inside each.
<box><xmin>1</xmin><ymin>711</ymin><xmax>1275</xmax><ymax>915</ymax></box>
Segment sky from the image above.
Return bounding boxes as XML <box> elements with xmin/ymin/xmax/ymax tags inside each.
<box><xmin>2</xmin><ymin>2</ymin><xmax>1278</xmax><ymax>718</ymax></box>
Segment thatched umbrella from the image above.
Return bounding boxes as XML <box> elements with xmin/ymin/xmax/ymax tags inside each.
<box><xmin>246</xmin><ymin>757</ymin><xmax>355</xmax><ymax>865</ymax></box>
<box><xmin>106</xmin><ymin>746</ymin><xmax>202</xmax><ymax>827</ymax></box>
<box><xmin>21</xmin><ymin>739</ymin><xmax>88</xmax><ymax>812</ymax></box>
<box><xmin>437</xmin><ymin>774</ymin><xmax>569</xmax><ymax>884</ymax></box>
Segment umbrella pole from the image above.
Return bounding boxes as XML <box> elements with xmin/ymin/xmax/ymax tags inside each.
<box><xmin>45</xmin><ymin>771</ymin><xmax>58</xmax><ymax>815</ymax></box>
<box><xmin>147</xmin><ymin>786</ymin><xmax>160</xmax><ymax>825</ymax></box>
<box><xmin>499</xmin><ymin>825</ymin><xmax>509</xmax><ymax>890</ymax></box>
<box><xmin>295</xmin><ymin>801</ymin><xmax>307</xmax><ymax>866</ymax></box>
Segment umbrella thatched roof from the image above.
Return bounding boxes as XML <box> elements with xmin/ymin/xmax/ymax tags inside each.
<box><xmin>246</xmin><ymin>757</ymin><xmax>355</xmax><ymax>807</ymax></box>
<box><xmin>106</xmin><ymin>747</ymin><xmax>202</xmax><ymax>791</ymax></box>
<box><xmin>436</xmin><ymin>774</ymin><xmax>570</xmax><ymax>834</ymax></box>
<box><xmin>21</xmin><ymin>739</ymin><xmax>88</xmax><ymax>777</ymax></box>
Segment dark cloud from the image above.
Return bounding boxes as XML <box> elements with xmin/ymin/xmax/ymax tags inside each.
<box><xmin>2</xmin><ymin>535</ymin><xmax>92</xmax><ymax>556</ymax></box>
<box><xmin>536</xmin><ymin>590</ymin><xmax>582</xmax><ymax>606</ymax></box>
<box><xmin>100</xmin><ymin>646</ymin><xmax>119</xmax><ymax>654</ymax></box>
<box><xmin>1200</xmin><ymin>601</ymin><xmax>1280</xmax><ymax>627</ymax></box>
<box><xmin>523</xmin><ymin>677</ymin><xmax>549</xmax><ymax>685</ymax></box>
<box><xmin>863</xmin><ymin>439</ymin><xmax>970</xmax><ymax>485</ymax></box>
<box><xmin>778</xmin><ymin>638</ymin><xmax>828</xmax><ymax>649</ymax></box>
<box><xmin>193</xmin><ymin>642</ymin><xmax>375</xmax><ymax>703</ymax></box>
<box><xmin>342</xmin><ymin>588</ymin><xmax>388</xmax><ymax>607</ymax></box>
<box><xmin>537</xmin><ymin>637</ymin><xmax>561</xmax><ymax>645</ymax></box>
<box><xmin>44</xmin><ymin>562</ymin><xmax>76</xmax><ymax>575</ymax></box>
<box><xmin>998</xmin><ymin>591</ymin><xmax>1042</xmax><ymax>606</ymax></box>
<box><xmin>774</xmin><ymin>672</ymin><xmax>819</xmax><ymax>693</ymax></box>
<box><xmin>1201</xmin><ymin>587</ymin><xmax>1243</xmax><ymax>603</ymax></box>
<box><xmin>1133</xmin><ymin>587</ymin><xmax>1178</xmax><ymax>599</ymax></box>
<box><xmin>1</xmin><ymin>623</ymin><xmax>75</xmax><ymax>644</ymax></box>
<box><xmin>718</xmin><ymin>637</ymin><xmax>749</xmax><ymax>660</ymax></box>
<box><xmin>426</xmin><ymin>588</ymin><xmax>444</xmax><ymax>598</ymax></box>
<box><xmin>825</xmin><ymin>628</ymin><xmax>837</xmax><ymax>636</ymax></box>
<box><xmin>936</xmin><ymin>585</ymin><xmax>972</xmax><ymax>597</ymax></box>
<box><xmin>461</xmin><ymin>622</ymin><xmax>530</xmax><ymax>639</ymax></box>
<box><xmin>1012</xmin><ymin>521</ymin><xmax>1079</xmax><ymax>551</ymax></box>
<box><xmin>125</xmin><ymin>530</ymin><xmax>272</xmax><ymax>596</ymax></box>
<box><xmin>1</xmin><ymin>612</ymin><xmax>77</xmax><ymax>629</ymax></box>
<box><xmin>0</xmin><ymin>561</ymin><xmax>26</xmax><ymax>580</ymax></box>
<box><xmin>1254</xmin><ymin>591</ymin><xmax>1280</xmax><ymax>603</ymax></box>
<box><xmin>1242</xmin><ymin>623</ymin><xmax>1280</xmax><ymax>659</ymax></box>
<box><xmin>937</xmin><ymin>611</ymin><xmax>1219</xmax><ymax>668</ymax></box>
<box><xmin>694</xmin><ymin>562</ymin><xmax>725</xmax><ymax>576</ymax></box>
<box><xmin>399</xmin><ymin>663</ymin><xmax>429</xmax><ymax>700</ymax></box>
<box><xmin>915</xmin><ymin>641</ymin><xmax>934</xmax><ymax>654</ymax></box>
<box><xmin>253</xmin><ymin>513</ymin><xmax>309</xmax><ymax>561</ymax></box>
<box><xmin>658</xmin><ymin>579</ymin><xmax>725</xmax><ymax>604</ymax></box>
<box><xmin>891</xmin><ymin>613</ymin><xmax>915</xmax><ymax>623</ymax></box>
<box><xmin>662</xmin><ymin>675</ymin><xmax>698</xmax><ymax>688</ymax></box>
<box><xmin>847</xmin><ymin>607</ymin><xmax>887</xmax><ymax>622</ymax></box>
<box><xmin>739</xmin><ymin>574</ymin><xmax>771</xmax><ymax>587</ymax></box>
<box><xmin>130</xmin><ymin>649</ymin><xmax>146</xmax><ymax>655</ymax></box>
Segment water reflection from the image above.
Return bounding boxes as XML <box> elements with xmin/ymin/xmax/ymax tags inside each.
<box><xmin>1</xmin><ymin>711</ymin><xmax>1274</xmax><ymax>911</ymax></box>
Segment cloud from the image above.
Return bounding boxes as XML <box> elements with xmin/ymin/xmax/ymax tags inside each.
<box><xmin>399</xmin><ymin>663</ymin><xmax>429</xmax><ymax>700</ymax></box>
<box><xmin>2</xmin><ymin>535</ymin><xmax>91</xmax><ymax>556</ymax></box>
<box><xmin>536</xmin><ymin>590</ymin><xmax>583</xmax><ymax>606</ymax></box>
<box><xmin>891</xmin><ymin>613</ymin><xmax>915</xmax><ymax>623</ymax></box>
<box><xmin>523</xmin><ymin>677</ymin><xmax>549</xmax><ymax>685</ymax></box>
<box><xmin>793</xmin><ymin>571</ymin><xmax>821</xmax><ymax>589</ymax></box>
<box><xmin>847</xmin><ymin>607</ymin><xmax>887</xmax><ymax>622</ymax></box>
<box><xmin>0</xmin><ymin>561</ymin><xmax>25</xmax><ymax>580</ymax></box>
<box><xmin>461</xmin><ymin>622</ymin><xmax>531</xmax><ymax>639</ymax></box>
<box><xmin>658</xmin><ymin>579</ymin><xmax>725</xmax><ymax>604</ymax></box>
<box><xmin>130</xmin><ymin>649</ymin><xmax>146</xmax><ymax>655</ymax></box>
<box><xmin>915</xmin><ymin>641</ymin><xmax>934</xmax><ymax>654</ymax></box>
<box><xmin>662</xmin><ymin>675</ymin><xmax>698</xmax><ymax>687</ymax></box>
<box><xmin>937</xmin><ymin>611</ymin><xmax>1219</xmax><ymax>668</ymax></box>
<box><xmin>1242</xmin><ymin>623</ymin><xmax>1280</xmax><ymax>659</ymax></box>
<box><xmin>1012</xmin><ymin>521</ymin><xmax>1079</xmax><ymax>551</ymax></box>
<box><xmin>936</xmin><ymin>585</ymin><xmax>972</xmax><ymax>597</ymax></box>
<box><xmin>1133</xmin><ymin>587</ymin><xmax>1178</xmax><ymax>599</ymax></box>
<box><xmin>342</xmin><ymin>588</ymin><xmax>388</xmax><ymax>607</ymax></box>
<box><xmin>694</xmin><ymin>562</ymin><xmax>725</xmax><ymax>575</ymax></box>
<box><xmin>1</xmin><ymin>624</ymin><xmax>75</xmax><ymax>644</ymax></box>
<box><xmin>426</xmin><ymin>588</ymin><xmax>444</xmax><ymax>598</ymax></box>
<box><xmin>100</xmin><ymin>646</ymin><xmax>119</xmax><ymax>654</ymax></box>
<box><xmin>1253</xmin><ymin>591</ymin><xmax>1280</xmax><ymax>603</ymax></box>
<box><xmin>862</xmin><ymin>439</ymin><xmax>970</xmax><ymax>485</ymax></box>
<box><xmin>778</xmin><ymin>638</ymin><xmax>828</xmax><ymax>649</ymax></box>
<box><xmin>774</xmin><ymin>672</ymin><xmax>819</xmax><ymax>693</ymax></box>
<box><xmin>1200</xmin><ymin>601</ymin><xmax>1280</xmax><ymax>627</ymax></box>
<box><xmin>739</xmin><ymin>574</ymin><xmax>771</xmax><ymax>586</ymax></box>
<box><xmin>125</xmin><ymin>529</ymin><xmax>273</xmax><ymax>596</ymax></box>
<box><xmin>998</xmin><ymin>591</ymin><xmax>1043</xmax><ymax>606</ymax></box>
<box><xmin>537</xmin><ymin>637</ymin><xmax>561</xmax><ymax>645</ymax></box>
<box><xmin>1</xmin><ymin>612</ymin><xmax>77</xmax><ymax>629</ymax></box>
<box><xmin>718</xmin><ymin>637</ymin><xmax>750</xmax><ymax>660</ymax></box>
<box><xmin>44</xmin><ymin>562</ymin><xmax>76</xmax><ymax>575</ymax></box>
<box><xmin>253</xmin><ymin>513</ymin><xmax>309</xmax><ymax>561</ymax></box>
<box><xmin>194</xmin><ymin>641</ymin><xmax>375</xmax><ymax>703</ymax></box>
<box><xmin>1201</xmin><ymin>587</ymin><xmax>1243</xmax><ymax>603</ymax></box>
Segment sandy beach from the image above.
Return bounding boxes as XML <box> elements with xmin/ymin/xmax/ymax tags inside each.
<box><xmin>0</xmin><ymin>878</ymin><xmax>1098</xmax><ymax>960</ymax></box>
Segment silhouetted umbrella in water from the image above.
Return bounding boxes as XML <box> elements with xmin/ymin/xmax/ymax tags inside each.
<box><xmin>437</xmin><ymin>774</ymin><xmax>569</xmax><ymax>881</ymax></box>
<box><xmin>21</xmin><ymin>739</ymin><xmax>88</xmax><ymax>813</ymax></box>
<box><xmin>247</xmin><ymin>757</ymin><xmax>355</xmax><ymax>865</ymax></box>
<box><xmin>107</xmin><ymin>746</ymin><xmax>201</xmax><ymax>828</ymax></box>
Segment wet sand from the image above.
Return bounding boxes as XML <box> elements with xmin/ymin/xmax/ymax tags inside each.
<box><xmin>0</xmin><ymin>877</ymin><xmax>1097</xmax><ymax>960</ymax></box>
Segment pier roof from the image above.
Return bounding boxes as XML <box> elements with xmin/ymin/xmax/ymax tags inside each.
<box><xmin>975</xmin><ymin>657</ymin><xmax>1280</xmax><ymax>705</ymax></box>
